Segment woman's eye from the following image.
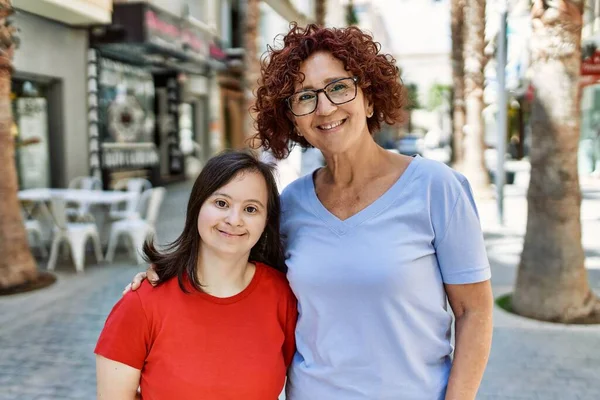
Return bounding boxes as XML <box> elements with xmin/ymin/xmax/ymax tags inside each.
<box><xmin>298</xmin><ymin>93</ymin><xmax>315</xmax><ymax>102</ymax></box>
<box><xmin>330</xmin><ymin>83</ymin><xmax>348</xmax><ymax>92</ymax></box>
<box><xmin>215</xmin><ymin>200</ymin><xmax>228</xmax><ymax>208</ymax></box>
<box><xmin>245</xmin><ymin>206</ymin><xmax>258</xmax><ymax>214</ymax></box>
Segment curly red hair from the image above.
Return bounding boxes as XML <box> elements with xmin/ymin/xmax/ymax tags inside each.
<box><xmin>253</xmin><ymin>23</ymin><xmax>407</xmax><ymax>159</ymax></box>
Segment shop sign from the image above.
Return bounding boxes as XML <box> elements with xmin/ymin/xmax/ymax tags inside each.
<box><xmin>94</xmin><ymin>54</ymin><xmax>160</xmax><ymax>171</ymax></box>
<box><xmin>144</xmin><ymin>9</ymin><xmax>209</xmax><ymax>60</ymax></box>
<box><xmin>101</xmin><ymin>143</ymin><xmax>160</xmax><ymax>169</ymax></box>
<box><xmin>582</xmin><ymin>50</ymin><xmax>600</xmax><ymax>75</ymax></box>
<box><xmin>209</xmin><ymin>42</ymin><xmax>227</xmax><ymax>61</ymax></box>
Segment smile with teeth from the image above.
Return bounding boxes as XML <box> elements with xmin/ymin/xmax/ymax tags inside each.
<box><xmin>318</xmin><ymin>119</ymin><xmax>346</xmax><ymax>130</ymax></box>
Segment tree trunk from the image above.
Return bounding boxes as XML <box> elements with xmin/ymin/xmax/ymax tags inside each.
<box><xmin>462</xmin><ymin>0</ymin><xmax>489</xmax><ymax>192</ymax></box>
<box><xmin>513</xmin><ymin>0</ymin><xmax>600</xmax><ymax>323</ymax></box>
<box><xmin>244</xmin><ymin>0</ymin><xmax>260</xmax><ymax>145</ymax></box>
<box><xmin>0</xmin><ymin>0</ymin><xmax>39</xmax><ymax>289</ymax></box>
<box><xmin>451</xmin><ymin>0</ymin><xmax>466</xmax><ymax>167</ymax></box>
<box><xmin>316</xmin><ymin>0</ymin><xmax>326</xmax><ymax>26</ymax></box>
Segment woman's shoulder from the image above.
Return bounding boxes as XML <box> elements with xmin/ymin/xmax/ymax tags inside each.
<box><xmin>254</xmin><ymin>263</ymin><xmax>292</xmax><ymax>293</ymax></box>
<box><xmin>132</xmin><ymin>276</ymin><xmax>181</xmax><ymax>304</ymax></box>
<box><xmin>280</xmin><ymin>174</ymin><xmax>312</xmax><ymax>204</ymax></box>
<box><xmin>412</xmin><ymin>156</ymin><xmax>467</xmax><ymax>185</ymax></box>
<box><xmin>406</xmin><ymin>156</ymin><xmax>470</xmax><ymax>200</ymax></box>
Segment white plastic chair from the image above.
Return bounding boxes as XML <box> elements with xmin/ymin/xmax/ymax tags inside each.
<box><xmin>109</xmin><ymin>178</ymin><xmax>153</xmax><ymax>220</ymax></box>
<box><xmin>105</xmin><ymin>187</ymin><xmax>166</xmax><ymax>264</ymax></box>
<box><xmin>67</xmin><ymin>176</ymin><xmax>103</xmax><ymax>220</ymax></box>
<box><xmin>47</xmin><ymin>196</ymin><xmax>103</xmax><ymax>272</ymax></box>
<box><xmin>68</xmin><ymin>176</ymin><xmax>103</xmax><ymax>190</ymax></box>
<box><xmin>24</xmin><ymin>219</ymin><xmax>48</xmax><ymax>257</ymax></box>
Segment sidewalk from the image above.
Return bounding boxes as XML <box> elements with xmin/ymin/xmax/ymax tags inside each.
<box><xmin>477</xmin><ymin>174</ymin><xmax>600</xmax><ymax>399</ymax></box>
<box><xmin>0</xmin><ymin>176</ymin><xmax>599</xmax><ymax>399</ymax></box>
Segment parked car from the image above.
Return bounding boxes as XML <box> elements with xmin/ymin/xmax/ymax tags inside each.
<box><xmin>396</xmin><ymin>134</ymin><xmax>425</xmax><ymax>156</ymax></box>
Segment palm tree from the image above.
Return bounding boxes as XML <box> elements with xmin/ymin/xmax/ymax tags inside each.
<box><xmin>315</xmin><ymin>0</ymin><xmax>327</xmax><ymax>26</ymax></box>
<box><xmin>244</xmin><ymin>0</ymin><xmax>260</xmax><ymax>143</ymax></box>
<box><xmin>450</xmin><ymin>0</ymin><xmax>465</xmax><ymax>167</ymax></box>
<box><xmin>0</xmin><ymin>0</ymin><xmax>40</xmax><ymax>290</ymax></box>
<box><xmin>462</xmin><ymin>0</ymin><xmax>489</xmax><ymax>193</ymax></box>
<box><xmin>316</xmin><ymin>0</ymin><xmax>326</xmax><ymax>26</ymax></box>
<box><xmin>512</xmin><ymin>0</ymin><xmax>600</xmax><ymax>323</ymax></box>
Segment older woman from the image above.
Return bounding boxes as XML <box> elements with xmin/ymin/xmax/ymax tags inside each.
<box><xmin>129</xmin><ymin>24</ymin><xmax>493</xmax><ymax>400</ymax></box>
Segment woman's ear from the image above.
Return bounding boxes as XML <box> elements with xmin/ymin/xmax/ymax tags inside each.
<box><xmin>286</xmin><ymin>110</ymin><xmax>295</xmax><ymax>123</ymax></box>
<box><xmin>287</xmin><ymin>114</ymin><xmax>303</xmax><ymax>137</ymax></box>
<box><xmin>365</xmin><ymin>98</ymin><xmax>374</xmax><ymax>118</ymax></box>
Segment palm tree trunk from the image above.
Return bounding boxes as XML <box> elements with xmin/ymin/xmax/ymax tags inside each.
<box><xmin>316</xmin><ymin>0</ymin><xmax>326</xmax><ymax>26</ymax></box>
<box><xmin>512</xmin><ymin>0</ymin><xmax>600</xmax><ymax>323</ymax></box>
<box><xmin>244</xmin><ymin>0</ymin><xmax>260</xmax><ymax>145</ymax></box>
<box><xmin>0</xmin><ymin>0</ymin><xmax>39</xmax><ymax>289</ymax></box>
<box><xmin>451</xmin><ymin>0</ymin><xmax>466</xmax><ymax>167</ymax></box>
<box><xmin>462</xmin><ymin>0</ymin><xmax>489</xmax><ymax>192</ymax></box>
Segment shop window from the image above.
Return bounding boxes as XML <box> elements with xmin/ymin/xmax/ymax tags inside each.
<box><xmin>12</xmin><ymin>80</ymin><xmax>51</xmax><ymax>190</ymax></box>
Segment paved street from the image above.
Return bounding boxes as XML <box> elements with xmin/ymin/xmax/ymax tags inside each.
<box><xmin>1</xmin><ymin>174</ymin><xmax>600</xmax><ymax>399</ymax></box>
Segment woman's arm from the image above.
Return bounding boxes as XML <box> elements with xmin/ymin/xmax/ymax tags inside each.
<box><xmin>444</xmin><ymin>279</ymin><xmax>493</xmax><ymax>400</ymax></box>
<box><xmin>96</xmin><ymin>355</ymin><xmax>141</xmax><ymax>400</ymax></box>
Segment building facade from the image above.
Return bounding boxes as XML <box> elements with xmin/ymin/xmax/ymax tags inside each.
<box><xmin>90</xmin><ymin>0</ymin><xmax>229</xmax><ymax>186</ymax></box>
<box><xmin>12</xmin><ymin>0</ymin><xmax>112</xmax><ymax>189</ymax></box>
<box><xmin>12</xmin><ymin>0</ymin><xmax>233</xmax><ymax>190</ymax></box>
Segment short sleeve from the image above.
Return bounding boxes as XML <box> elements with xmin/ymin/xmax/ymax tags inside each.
<box><xmin>282</xmin><ymin>290</ymin><xmax>298</xmax><ymax>368</ymax></box>
<box><xmin>94</xmin><ymin>292</ymin><xmax>151</xmax><ymax>370</ymax></box>
<box><xmin>433</xmin><ymin>178</ymin><xmax>491</xmax><ymax>284</ymax></box>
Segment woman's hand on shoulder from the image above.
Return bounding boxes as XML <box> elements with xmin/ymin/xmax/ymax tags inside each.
<box><xmin>122</xmin><ymin>264</ymin><xmax>160</xmax><ymax>295</ymax></box>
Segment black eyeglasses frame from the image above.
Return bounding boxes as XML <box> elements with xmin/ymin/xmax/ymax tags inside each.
<box><xmin>286</xmin><ymin>76</ymin><xmax>359</xmax><ymax>117</ymax></box>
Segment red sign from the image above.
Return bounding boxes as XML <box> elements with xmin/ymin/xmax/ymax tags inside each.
<box><xmin>145</xmin><ymin>10</ymin><xmax>208</xmax><ymax>56</ymax></box>
<box><xmin>581</xmin><ymin>51</ymin><xmax>600</xmax><ymax>75</ymax></box>
<box><xmin>210</xmin><ymin>43</ymin><xmax>226</xmax><ymax>61</ymax></box>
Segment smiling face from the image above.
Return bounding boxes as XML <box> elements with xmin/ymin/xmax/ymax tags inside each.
<box><xmin>290</xmin><ymin>51</ymin><xmax>373</xmax><ymax>155</ymax></box>
<box><xmin>197</xmin><ymin>171</ymin><xmax>268</xmax><ymax>258</ymax></box>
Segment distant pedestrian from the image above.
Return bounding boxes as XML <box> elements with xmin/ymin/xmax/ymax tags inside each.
<box><xmin>128</xmin><ymin>23</ymin><xmax>493</xmax><ymax>400</ymax></box>
<box><xmin>95</xmin><ymin>150</ymin><xmax>297</xmax><ymax>399</ymax></box>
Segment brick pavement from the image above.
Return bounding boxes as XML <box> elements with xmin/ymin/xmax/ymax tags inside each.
<box><xmin>1</xmin><ymin>177</ymin><xmax>600</xmax><ymax>399</ymax></box>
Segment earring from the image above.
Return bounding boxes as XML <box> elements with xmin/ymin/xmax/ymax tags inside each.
<box><xmin>367</xmin><ymin>110</ymin><xmax>374</xmax><ymax>118</ymax></box>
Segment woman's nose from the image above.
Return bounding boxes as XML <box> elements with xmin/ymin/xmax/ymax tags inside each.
<box><xmin>315</xmin><ymin>92</ymin><xmax>337</xmax><ymax>116</ymax></box>
<box><xmin>225</xmin><ymin>208</ymin><xmax>243</xmax><ymax>226</ymax></box>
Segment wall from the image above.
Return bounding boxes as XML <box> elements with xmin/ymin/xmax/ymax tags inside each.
<box><xmin>377</xmin><ymin>0</ymin><xmax>452</xmax><ymax>103</ymax></box>
<box><xmin>13</xmin><ymin>12</ymin><xmax>88</xmax><ymax>187</ymax></box>
<box><xmin>325</xmin><ymin>0</ymin><xmax>345</xmax><ymax>27</ymax></box>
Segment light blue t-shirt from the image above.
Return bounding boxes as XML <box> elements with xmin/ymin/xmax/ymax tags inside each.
<box><xmin>280</xmin><ymin>155</ymin><xmax>491</xmax><ymax>400</ymax></box>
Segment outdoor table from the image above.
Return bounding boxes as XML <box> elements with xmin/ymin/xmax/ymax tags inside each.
<box><xmin>18</xmin><ymin>188</ymin><xmax>137</xmax><ymax>247</ymax></box>
<box><xmin>18</xmin><ymin>188</ymin><xmax>136</xmax><ymax>205</ymax></box>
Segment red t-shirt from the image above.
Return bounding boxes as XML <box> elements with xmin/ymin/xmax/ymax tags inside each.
<box><xmin>95</xmin><ymin>263</ymin><xmax>297</xmax><ymax>400</ymax></box>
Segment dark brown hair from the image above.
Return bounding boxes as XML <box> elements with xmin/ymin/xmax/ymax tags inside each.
<box><xmin>143</xmin><ymin>150</ymin><xmax>285</xmax><ymax>293</ymax></box>
<box><xmin>253</xmin><ymin>23</ymin><xmax>407</xmax><ymax>159</ymax></box>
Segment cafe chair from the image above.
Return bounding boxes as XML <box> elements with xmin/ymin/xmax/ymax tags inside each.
<box><xmin>66</xmin><ymin>176</ymin><xmax>103</xmax><ymax>222</ymax></box>
<box><xmin>109</xmin><ymin>178</ymin><xmax>153</xmax><ymax>221</ymax></box>
<box><xmin>47</xmin><ymin>195</ymin><xmax>103</xmax><ymax>273</ymax></box>
<box><xmin>67</xmin><ymin>176</ymin><xmax>103</xmax><ymax>191</ymax></box>
<box><xmin>24</xmin><ymin>219</ymin><xmax>48</xmax><ymax>258</ymax></box>
<box><xmin>105</xmin><ymin>187</ymin><xmax>166</xmax><ymax>264</ymax></box>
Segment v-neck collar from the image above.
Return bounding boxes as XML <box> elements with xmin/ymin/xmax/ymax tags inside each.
<box><xmin>305</xmin><ymin>155</ymin><xmax>421</xmax><ymax>236</ymax></box>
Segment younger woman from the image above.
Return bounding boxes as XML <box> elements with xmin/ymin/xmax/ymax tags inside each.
<box><xmin>95</xmin><ymin>150</ymin><xmax>297</xmax><ymax>400</ymax></box>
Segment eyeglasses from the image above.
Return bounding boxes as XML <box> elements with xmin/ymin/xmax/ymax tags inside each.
<box><xmin>286</xmin><ymin>76</ymin><xmax>358</xmax><ymax>116</ymax></box>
